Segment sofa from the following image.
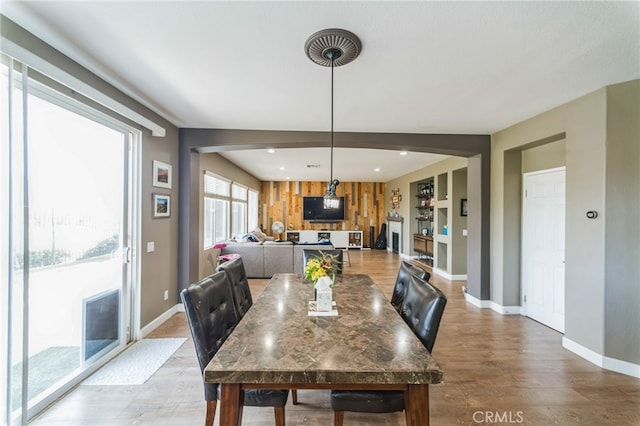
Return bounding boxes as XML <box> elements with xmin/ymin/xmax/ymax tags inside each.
<box><xmin>220</xmin><ymin>241</ymin><xmax>334</xmax><ymax>278</ymax></box>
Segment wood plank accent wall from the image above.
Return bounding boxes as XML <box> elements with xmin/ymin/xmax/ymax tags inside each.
<box><xmin>260</xmin><ymin>181</ymin><xmax>387</xmax><ymax>247</ymax></box>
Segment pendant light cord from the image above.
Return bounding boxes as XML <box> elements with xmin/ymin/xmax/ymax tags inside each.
<box><xmin>330</xmin><ymin>55</ymin><xmax>334</xmax><ymax>185</ymax></box>
<box><xmin>305</xmin><ymin>29</ymin><xmax>361</xmax><ymax>202</ymax></box>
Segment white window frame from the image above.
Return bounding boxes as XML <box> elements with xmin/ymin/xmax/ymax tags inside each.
<box><xmin>203</xmin><ymin>172</ymin><xmax>260</xmax><ymax>247</ymax></box>
<box><xmin>203</xmin><ymin>172</ymin><xmax>231</xmax><ymax>248</ymax></box>
<box><xmin>231</xmin><ymin>182</ymin><xmax>248</xmax><ymax>238</ymax></box>
<box><xmin>248</xmin><ymin>189</ymin><xmax>259</xmax><ymax>232</ymax></box>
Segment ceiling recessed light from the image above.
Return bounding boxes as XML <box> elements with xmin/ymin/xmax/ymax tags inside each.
<box><xmin>279</xmin><ymin>166</ymin><xmax>285</xmax><ymax>170</ymax></box>
<box><xmin>374</xmin><ymin>168</ymin><xmax>381</xmax><ymax>172</ymax></box>
<box><xmin>267</xmin><ymin>149</ymin><xmax>275</xmax><ymax>154</ymax></box>
<box><xmin>286</xmin><ymin>176</ymin><xmax>290</xmax><ymax>180</ymax></box>
<box><xmin>399</xmin><ymin>151</ymin><xmax>408</xmax><ymax>156</ymax></box>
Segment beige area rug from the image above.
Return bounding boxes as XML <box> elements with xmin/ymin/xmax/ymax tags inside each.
<box><xmin>82</xmin><ymin>338</ymin><xmax>186</xmax><ymax>386</ymax></box>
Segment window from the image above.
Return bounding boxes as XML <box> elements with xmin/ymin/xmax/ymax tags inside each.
<box><xmin>203</xmin><ymin>173</ymin><xmax>259</xmax><ymax>247</ymax></box>
<box><xmin>203</xmin><ymin>173</ymin><xmax>230</xmax><ymax>247</ymax></box>
<box><xmin>204</xmin><ymin>172</ymin><xmax>230</xmax><ymax>197</ymax></box>
<box><xmin>248</xmin><ymin>189</ymin><xmax>259</xmax><ymax>231</ymax></box>
<box><xmin>231</xmin><ymin>183</ymin><xmax>248</xmax><ymax>237</ymax></box>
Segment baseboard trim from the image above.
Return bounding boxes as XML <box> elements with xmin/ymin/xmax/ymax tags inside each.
<box><xmin>562</xmin><ymin>337</ymin><xmax>640</xmax><ymax>378</ymax></box>
<box><xmin>140</xmin><ymin>303</ymin><xmax>184</xmax><ymax>338</ymax></box>
<box><xmin>603</xmin><ymin>355</ymin><xmax>640</xmax><ymax>378</ymax></box>
<box><xmin>433</xmin><ymin>268</ymin><xmax>450</xmax><ymax>279</ymax></box>
<box><xmin>431</xmin><ymin>268</ymin><xmax>467</xmax><ymax>281</ymax></box>
<box><xmin>491</xmin><ymin>304</ymin><xmax>523</xmax><ymax>315</ymax></box>
<box><xmin>463</xmin><ymin>291</ymin><xmax>522</xmax><ymax>315</ymax></box>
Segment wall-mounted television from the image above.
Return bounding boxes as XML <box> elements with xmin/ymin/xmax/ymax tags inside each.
<box><xmin>303</xmin><ymin>196</ymin><xmax>345</xmax><ymax>222</ymax></box>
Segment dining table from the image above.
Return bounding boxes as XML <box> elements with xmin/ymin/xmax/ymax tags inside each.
<box><xmin>204</xmin><ymin>273</ymin><xmax>443</xmax><ymax>425</ymax></box>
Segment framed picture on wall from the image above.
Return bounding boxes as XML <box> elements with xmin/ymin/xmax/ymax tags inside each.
<box><xmin>153</xmin><ymin>194</ymin><xmax>171</xmax><ymax>218</ymax></box>
<box><xmin>152</xmin><ymin>160</ymin><xmax>172</xmax><ymax>189</ymax></box>
<box><xmin>460</xmin><ymin>198</ymin><xmax>468</xmax><ymax>217</ymax></box>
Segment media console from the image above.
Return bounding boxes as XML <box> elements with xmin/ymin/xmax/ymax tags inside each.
<box><xmin>285</xmin><ymin>230</ymin><xmax>363</xmax><ymax>249</ymax></box>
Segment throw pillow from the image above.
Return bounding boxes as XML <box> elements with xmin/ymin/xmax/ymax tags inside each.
<box><xmin>251</xmin><ymin>226</ymin><xmax>268</xmax><ymax>242</ymax></box>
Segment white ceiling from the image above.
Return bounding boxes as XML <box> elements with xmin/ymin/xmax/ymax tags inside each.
<box><xmin>2</xmin><ymin>1</ymin><xmax>639</xmax><ymax>181</ymax></box>
<box><xmin>220</xmin><ymin>147</ymin><xmax>449</xmax><ymax>182</ymax></box>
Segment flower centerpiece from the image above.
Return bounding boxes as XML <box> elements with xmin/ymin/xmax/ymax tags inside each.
<box><xmin>304</xmin><ymin>251</ymin><xmax>341</xmax><ymax>287</ymax></box>
<box><xmin>304</xmin><ymin>251</ymin><xmax>341</xmax><ymax>312</ymax></box>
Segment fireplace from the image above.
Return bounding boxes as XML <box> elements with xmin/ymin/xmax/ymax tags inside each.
<box><xmin>386</xmin><ymin>215</ymin><xmax>403</xmax><ymax>254</ymax></box>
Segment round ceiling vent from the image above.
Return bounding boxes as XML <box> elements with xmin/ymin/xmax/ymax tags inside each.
<box><xmin>304</xmin><ymin>28</ymin><xmax>362</xmax><ymax>67</ymax></box>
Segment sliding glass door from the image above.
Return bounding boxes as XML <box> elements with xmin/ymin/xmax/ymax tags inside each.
<box><xmin>2</xmin><ymin>55</ymin><xmax>138</xmax><ymax>424</ymax></box>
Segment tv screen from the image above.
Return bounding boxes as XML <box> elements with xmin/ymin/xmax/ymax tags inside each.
<box><xmin>303</xmin><ymin>196</ymin><xmax>345</xmax><ymax>222</ymax></box>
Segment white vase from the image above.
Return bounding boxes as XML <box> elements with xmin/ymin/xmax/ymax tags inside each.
<box><xmin>315</xmin><ymin>276</ymin><xmax>333</xmax><ymax>312</ymax></box>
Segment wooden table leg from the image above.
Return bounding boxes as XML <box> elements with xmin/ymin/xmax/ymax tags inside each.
<box><xmin>220</xmin><ymin>384</ymin><xmax>243</xmax><ymax>426</ymax></box>
<box><xmin>405</xmin><ymin>384</ymin><xmax>429</xmax><ymax>426</ymax></box>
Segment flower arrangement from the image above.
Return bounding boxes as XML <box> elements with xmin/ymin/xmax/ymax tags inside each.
<box><xmin>304</xmin><ymin>251</ymin><xmax>341</xmax><ymax>286</ymax></box>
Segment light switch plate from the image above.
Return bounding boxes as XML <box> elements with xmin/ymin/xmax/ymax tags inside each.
<box><xmin>462</xmin><ymin>229</ymin><xmax>468</xmax><ymax>236</ymax></box>
<box><xmin>147</xmin><ymin>241</ymin><xmax>155</xmax><ymax>252</ymax></box>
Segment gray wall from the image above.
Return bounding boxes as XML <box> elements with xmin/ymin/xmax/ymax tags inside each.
<box><xmin>466</xmin><ymin>154</ymin><xmax>490</xmax><ymax>299</ymax></box>
<box><xmin>140</xmin><ymin>126</ymin><xmax>180</xmax><ymax>329</ymax></box>
<box><xmin>451</xmin><ymin>168</ymin><xmax>468</xmax><ymax>275</ymax></box>
<box><xmin>492</xmin><ymin>79</ymin><xmax>639</xmax><ymax>366</ymax></box>
<box><xmin>522</xmin><ymin>139</ymin><xmax>566</xmax><ymax>173</ymax></box>
<box><xmin>604</xmin><ymin>80</ymin><xmax>640</xmax><ymax>363</ymax></box>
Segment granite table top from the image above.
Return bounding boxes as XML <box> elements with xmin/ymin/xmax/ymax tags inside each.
<box><xmin>204</xmin><ymin>273</ymin><xmax>443</xmax><ymax>386</ymax></box>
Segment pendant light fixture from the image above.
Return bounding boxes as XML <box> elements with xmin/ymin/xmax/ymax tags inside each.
<box><xmin>305</xmin><ymin>29</ymin><xmax>361</xmax><ymax>209</ymax></box>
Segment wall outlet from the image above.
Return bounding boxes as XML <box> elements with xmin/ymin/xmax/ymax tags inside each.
<box><xmin>163</xmin><ymin>290</ymin><xmax>168</xmax><ymax>300</ymax></box>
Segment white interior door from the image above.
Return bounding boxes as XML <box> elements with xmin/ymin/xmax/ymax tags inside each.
<box><xmin>522</xmin><ymin>168</ymin><xmax>566</xmax><ymax>332</ymax></box>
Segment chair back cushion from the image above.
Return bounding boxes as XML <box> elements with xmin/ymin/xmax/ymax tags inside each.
<box><xmin>216</xmin><ymin>257</ymin><xmax>253</xmax><ymax>318</ymax></box>
<box><xmin>180</xmin><ymin>270</ymin><xmax>239</xmax><ymax>401</ymax></box>
<box><xmin>302</xmin><ymin>249</ymin><xmax>344</xmax><ymax>275</ymax></box>
<box><xmin>390</xmin><ymin>261</ymin><xmax>430</xmax><ymax>311</ymax></box>
<box><xmin>400</xmin><ymin>275</ymin><xmax>447</xmax><ymax>352</ymax></box>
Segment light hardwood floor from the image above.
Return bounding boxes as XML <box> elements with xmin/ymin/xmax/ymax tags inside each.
<box><xmin>32</xmin><ymin>250</ymin><xmax>639</xmax><ymax>425</ymax></box>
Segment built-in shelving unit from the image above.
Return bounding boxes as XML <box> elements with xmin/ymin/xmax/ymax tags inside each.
<box><xmin>413</xmin><ymin>179</ymin><xmax>435</xmax><ymax>265</ymax></box>
<box><xmin>416</xmin><ymin>180</ymin><xmax>434</xmax><ymax>234</ymax></box>
<box><xmin>411</xmin><ymin>166</ymin><xmax>468</xmax><ymax>280</ymax></box>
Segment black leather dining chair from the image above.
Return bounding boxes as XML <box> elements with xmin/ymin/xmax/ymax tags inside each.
<box><xmin>215</xmin><ymin>257</ymin><xmax>299</xmax><ymax>404</ymax></box>
<box><xmin>330</xmin><ymin>275</ymin><xmax>447</xmax><ymax>426</ymax></box>
<box><xmin>180</xmin><ymin>271</ymin><xmax>290</xmax><ymax>426</ymax></box>
<box><xmin>399</xmin><ymin>275</ymin><xmax>447</xmax><ymax>352</ymax></box>
<box><xmin>390</xmin><ymin>261</ymin><xmax>431</xmax><ymax>312</ymax></box>
<box><xmin>302</xmin><ymin>249</ymin><xmax>344</xmax><ymax>274</ymax></box>
<box><xmin>216</xmin><ymin>257</ymin><xmax>253</xmax><ymax>319</ymax></box>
